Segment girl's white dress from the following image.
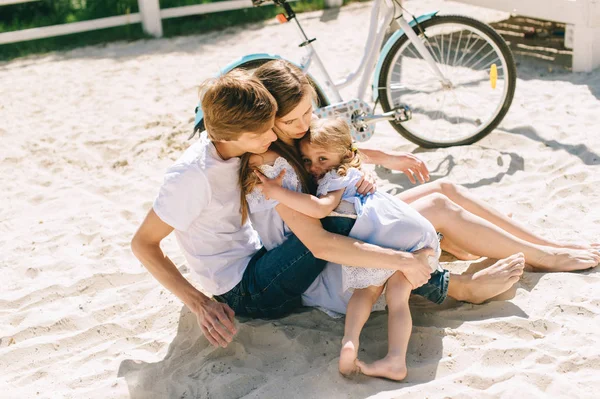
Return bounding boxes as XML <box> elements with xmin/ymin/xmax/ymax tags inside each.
<box><xmin>316</xmin><ymin>168</ymin><xmax>441</xmax><ymax>292</ymax></box>
<box><xmin>246</xmin><ymin>157</ymin><xmax>440</xmax><ymax>315</ymax></box>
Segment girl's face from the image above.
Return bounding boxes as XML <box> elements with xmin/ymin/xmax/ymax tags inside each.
<box><xmin>274</xmin><ymin>92</ymin><xmax>313</xmax><ymax>143</ymax></box>
<box><xmin>299</xmin><ymin>139</ymin><xmax>344</xmax><ymax>180</ymax></box>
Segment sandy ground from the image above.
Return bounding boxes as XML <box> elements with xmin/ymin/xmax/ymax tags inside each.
<box><xmin>1</xmin><ymin>1</ymin><xmax>599</xmax><ymax>398</ymax></box>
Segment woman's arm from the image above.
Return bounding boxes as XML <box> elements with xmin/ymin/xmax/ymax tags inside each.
<box><xmin>275</xmin><ymin>204</ymin><xmax>433</xmax><ymax>288</ymax></box>
<box><xmin>257</xmin><ymin>170</ymin><xmax>344</xmax><ymax>218</ymax></box>
<box><xmin>359</xmin><ymin>147</ymin><xmax>430</xmax><ymax>184</ymax></box>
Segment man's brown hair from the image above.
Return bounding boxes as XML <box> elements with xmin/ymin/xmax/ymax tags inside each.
<box><xmin>200</xmin><ymin>69</ymin><xmax>277</xmax><ymax>141</ymax></box>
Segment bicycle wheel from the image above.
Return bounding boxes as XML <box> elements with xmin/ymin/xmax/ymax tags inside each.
<box><xmin>379</xmin><ymin>15</ymin><xmax>517</xmax><ymax>148</ymax></box>
<box><xmin>194</xmin><ymin>58</ymin><xmax>329</xmax><ymax>133</ymax></box>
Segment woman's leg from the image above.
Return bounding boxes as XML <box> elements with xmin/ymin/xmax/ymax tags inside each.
<box><xmin>339</xmin><ymin>285</ymin><xmax>384</xmax><ymax>376</ymax></box>
<box><xmin>398</xmin><ymin>181</ymin><xmax>598</xmax><ymax>251</ymax></box>
<box><xmin>411</xmin><ymin>193</ymin><xmax>600</xmax><ymax>273</ymax></box>
<box><xmin>358</xmin><ymin>272</ymin><xmax>412</xmax><ymax>381</ymax></box>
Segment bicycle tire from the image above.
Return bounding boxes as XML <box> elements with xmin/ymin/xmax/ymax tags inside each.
<box><xmin>194</xmin><ymin>58</ymin><xmax>329</xmax><ymax>133</ymax></box>
<box><xmin>378</xmin><ymin>15</ymin><xmax>517</xmax><ymax>148</ymax></box>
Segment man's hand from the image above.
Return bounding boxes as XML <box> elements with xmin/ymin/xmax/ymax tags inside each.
<box><xmin>192</xmin><ymin>299</ymin><xmax>237</xmax><ymax>348</ymax></box>
<box><xmin>383</xmin><ymin>152</ymin><xmax>430</xmax><ymax>184</ymax></box>
<box><xmin>255</xmin><ymin>169</ymin><xmax>285</xmax><ymax>200</ymax></box>
<box><xmin>400</xmin><ymin>247</ymin><xmax>435</xmax><ymax>289</ymax></box>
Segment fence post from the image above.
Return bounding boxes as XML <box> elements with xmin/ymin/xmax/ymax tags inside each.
<box><xmin>138</xmin><ymin>0</ymin><xmax>163</xmax><ymax>37</ymax></box>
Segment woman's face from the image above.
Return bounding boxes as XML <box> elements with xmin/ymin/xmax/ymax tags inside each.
<box><xmin>299</xmin><ymin>139</ymin><xmax>344</xmax><ymax>180</ymax></box>
<box><xmin>274</xmin><ymin>92</ymin><xmax>313</xmax><ymax>143</ymax></box>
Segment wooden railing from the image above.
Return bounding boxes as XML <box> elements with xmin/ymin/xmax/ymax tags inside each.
<box><xmin>0</xmin><ymin>0</ymin><xmax>268</xmax><ymax>45</ymax></box>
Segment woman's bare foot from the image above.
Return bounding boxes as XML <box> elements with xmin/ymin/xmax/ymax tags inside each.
<box><xmin>357</xmin><ymin>355</ymin><xmax>407</xmax><ymax>381</ymax></box>
<box><xmin>453</xmin><ymin>253</ymin><xmax>525</xmax><ymax>304</ymax></box>
<box><xmin>441</xmin><ymin>236</ymin><xmax>480</xmax><ymax>260</ymax></box>
<box><xmin>339</xmin><ymin>340</ymin><xmax>359</xmax><ymax>376</ymax></box>
<box><xmin>531</xmin><ymin>247</ymin><xmax>600</xmax><ymax>272</ymax></box>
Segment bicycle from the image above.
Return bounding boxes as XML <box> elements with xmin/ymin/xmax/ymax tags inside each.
<box><xmin>192</xmin><ymin>0</ymin><xmax>517</xmax><ymax>148</ymax></box>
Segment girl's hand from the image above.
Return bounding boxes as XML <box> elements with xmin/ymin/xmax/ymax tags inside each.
<box><xmin>254</xmin><ymin>169</ymin><xmax>286</xmax><ymax>200</ymax></box>
<box><xmin>355</xmin><ymin>170</ymin><xmax>377</xmax><ymax>196</ymax></box>
<box><xmin>383</xmin><ymin>152</ymin><xmax>430</xmax><ymax>184</ymax></box>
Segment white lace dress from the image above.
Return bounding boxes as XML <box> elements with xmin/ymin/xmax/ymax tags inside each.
<box><xmin>317</xmin><ymin>168</ymin><xmax>441</xmax><ymax>292</ymax></box>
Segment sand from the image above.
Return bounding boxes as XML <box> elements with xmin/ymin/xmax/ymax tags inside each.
<box><xmin>1</xmin><ymin>0</ymin><xmax>599</xmax><ymax>398</ymax></box>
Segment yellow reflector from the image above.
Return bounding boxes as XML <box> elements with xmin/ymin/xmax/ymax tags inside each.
<box><xmin>490</xmin><ymin>64</ymin><xmax>498</xmax><ymax>89</ymax></box>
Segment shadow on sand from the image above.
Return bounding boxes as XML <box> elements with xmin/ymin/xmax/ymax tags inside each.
<box><xmin>118</xmin><ymin>280</ymin><xmax>527</xmax><ymax>399</ymax></box>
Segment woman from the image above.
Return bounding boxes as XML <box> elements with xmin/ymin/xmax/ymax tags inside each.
<box><xmin>250</xmin><ymin>59</ymin><xmax>599</xmax><ymax>272</ymax></box>
<box><xmin>241</xmin><ymin>60</ymin><xmax>598</xmax><ymax>378</ymax></box>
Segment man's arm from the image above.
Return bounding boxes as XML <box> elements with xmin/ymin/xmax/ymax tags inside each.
<box><xmin>276</xmin><ymin>204</ymin><xmax>433</xmax><ymax>288</ymax></box>
<box><xmin>131</xmin><ymin>209</ymin><xmax>236</xmax><ymax>347</ymax></box>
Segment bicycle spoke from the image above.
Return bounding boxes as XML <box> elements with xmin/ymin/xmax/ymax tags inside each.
<box><xmin>452</xmin><ymin>29</ymin><xmax>464</xmax><ymax>67</ymax></box>
<box><xmin>467</xmin><ymin>48</ymin><xmax>497</xmax><ymax>71</ymax></box>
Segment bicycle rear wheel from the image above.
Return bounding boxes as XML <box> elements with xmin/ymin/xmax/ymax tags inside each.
<box><xmin>379</xmin><ymin>15</ymin><xmax>517</xmax><ymax>148</ymax></box>
<box><xmin>194</xmin><ymin>58</ymin><xmax>329</xmax><ymax>133</ymax></box>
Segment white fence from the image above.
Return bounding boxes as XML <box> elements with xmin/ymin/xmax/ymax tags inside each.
<box><xmin>0</xmin><ymin>0</ymin><xmax>267</xmax><ymax>45</ymax></box>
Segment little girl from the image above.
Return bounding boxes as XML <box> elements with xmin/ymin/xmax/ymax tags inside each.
<box><xmin>255</xmin><ymin>117</ymin><xmax>441</xmax><ymax>380</ymax></box>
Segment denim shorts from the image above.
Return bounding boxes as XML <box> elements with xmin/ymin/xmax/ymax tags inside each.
<box><xmin>215</xmin><ymin>216</ymin><xmax>450</xmax><ymax>318</ymax></box>
<box><xmin>214</xmin><ymin>216</ymin><xmax>356</xmax><ymax>319</ymax></box>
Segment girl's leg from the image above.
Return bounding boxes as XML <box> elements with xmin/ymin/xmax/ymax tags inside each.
<box><xmin>340</xmin><ymin>285</ymin><xmax>384</xmax><ymax>376</ymax></box>
<box><xmin>398</xmin><ymin>181</ymin><xmax>598</xmax><ymax>251</ymax></box>
<box><xmin>358</xmin><ymin>272</ymin><xmax>412</xmax><ymax>381</ymax></box>
<box><xmin>411</xmin><ymin>193</ymin><xmax>600</xmax><ymax>273</ymax></box>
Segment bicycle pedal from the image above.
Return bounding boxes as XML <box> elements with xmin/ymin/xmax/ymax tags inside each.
<box><xmin>314</xmin><ymin>99</ymin><xmax>375</xmax><ymax>142</ymax></box>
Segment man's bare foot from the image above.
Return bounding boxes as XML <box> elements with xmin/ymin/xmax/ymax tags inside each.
<box><xmin>531</xmin><ymin>247</ymin><xmax>600</xmax><ymax>272</ymax></box>
<box><xmin>339</xmin><ymin>340</ymin><xmax>359</xmax><ymax>376</ymax></box>
<box><xmin>454</xmin><ymin>253</ymin><xmax>525</xmax><ymax>304</ymax></box>
<box><xmin>357</xmin><ymin>355</ymin><xmax>407</xmax><ymax>381</ymax></box>
<box><xmin>441</xmin><ymin>236</ymin><xmax>480</xmax><ymax>260</ymax></box>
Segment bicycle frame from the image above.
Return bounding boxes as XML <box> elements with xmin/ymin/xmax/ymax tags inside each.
<box><xmin>286</xmin><ymin>0</ymin><xmax>445</xmax><ymax>104</ymax></box>
<box><xmin>193</xmin><ymin>0</ymin><xmax>442</xmax><ymax>132</ymax></box>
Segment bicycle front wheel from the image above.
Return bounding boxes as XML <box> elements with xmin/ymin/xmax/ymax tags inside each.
<box><xmin>379</xmin><ymin>15</ymin><xmax>517</xmax><ymax>148</ymax></box>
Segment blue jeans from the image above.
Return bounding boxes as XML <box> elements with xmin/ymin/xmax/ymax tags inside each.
<box><xmin>214</xmin><ymin>216</ymin><xmax>449</xmax><ymax>318</ymax></box>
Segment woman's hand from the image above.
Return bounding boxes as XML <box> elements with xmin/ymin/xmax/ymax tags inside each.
<box><xmin>383</xmin><ymin>152</ymin><xmax>430</xmax><ymax>184</ymax></box>
<box><xmin>255</xmin><ymin>169</ymin><xmax>286</xmax><ymax>200</ymax></box>
<box><xmin>355</xmin><ymin>170</ymin><xmax>377</xmax><ymax>196</ymax></box>
<box><xmin>400</xmin><ymin>247</ymin><xmax>435</xmax><ymax>289</ymax></box>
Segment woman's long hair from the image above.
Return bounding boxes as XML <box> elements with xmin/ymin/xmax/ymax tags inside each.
<box><xmin>239</xmin><ymin>137</ymin><xmax>315</xmax><ymax>224</ymax></box>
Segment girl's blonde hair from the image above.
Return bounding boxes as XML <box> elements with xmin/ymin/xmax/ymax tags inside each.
<box><xmin>303</xmin><ymin>118</ymin><xmax>363</xmax><ymax>177</ymax></box>
<box><xmin>239</xmin><ymin>140</ymin><xmax>315</xmax><ymax>224</ymax></box>
<box><xmin>254</xmin><ymin>60</ymin><xmax>318</xmax><ymax>118</ymax></box>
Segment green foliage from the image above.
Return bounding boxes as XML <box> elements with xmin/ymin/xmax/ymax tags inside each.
<box><xmin>0</xmin><ymin>0</ymin><xmax>331</xmax><ymax>61</ymax></box>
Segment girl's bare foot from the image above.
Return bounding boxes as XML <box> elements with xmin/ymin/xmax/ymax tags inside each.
<box><xmin>339</xmin><ymin>340</ymin><xmax>359</xmax><ymax>376</ymax></box>
<box><xmin>531</xmin><ymin>247</ymin><xmax>600</xmax><ymax>272</ymax></box>
<box><xmin>357</xmin><ymin>355</ymin><xmax>407</xmax><ymax>381</ymax></box>
<box><xmin>455</xmin><ymin>253</ymin><xmax>525</xmax><ymax>304</ymax></box>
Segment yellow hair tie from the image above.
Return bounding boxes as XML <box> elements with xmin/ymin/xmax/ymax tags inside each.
<box><xmin>351</xmin><ymin>143</ymin><xmax>358</xmax><ymax>152</ymax></box>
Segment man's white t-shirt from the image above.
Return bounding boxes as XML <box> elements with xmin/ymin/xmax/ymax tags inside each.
<box><xmin>153</xmin><ymin>132</ymin><xmax>261</xmax><ymax>296</ymax></box>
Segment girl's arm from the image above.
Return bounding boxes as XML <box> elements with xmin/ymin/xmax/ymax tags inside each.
<box><xmin>256</xmin><ymin>170</ymin><xmax>344</xmax><ymax>219</ymax></box>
